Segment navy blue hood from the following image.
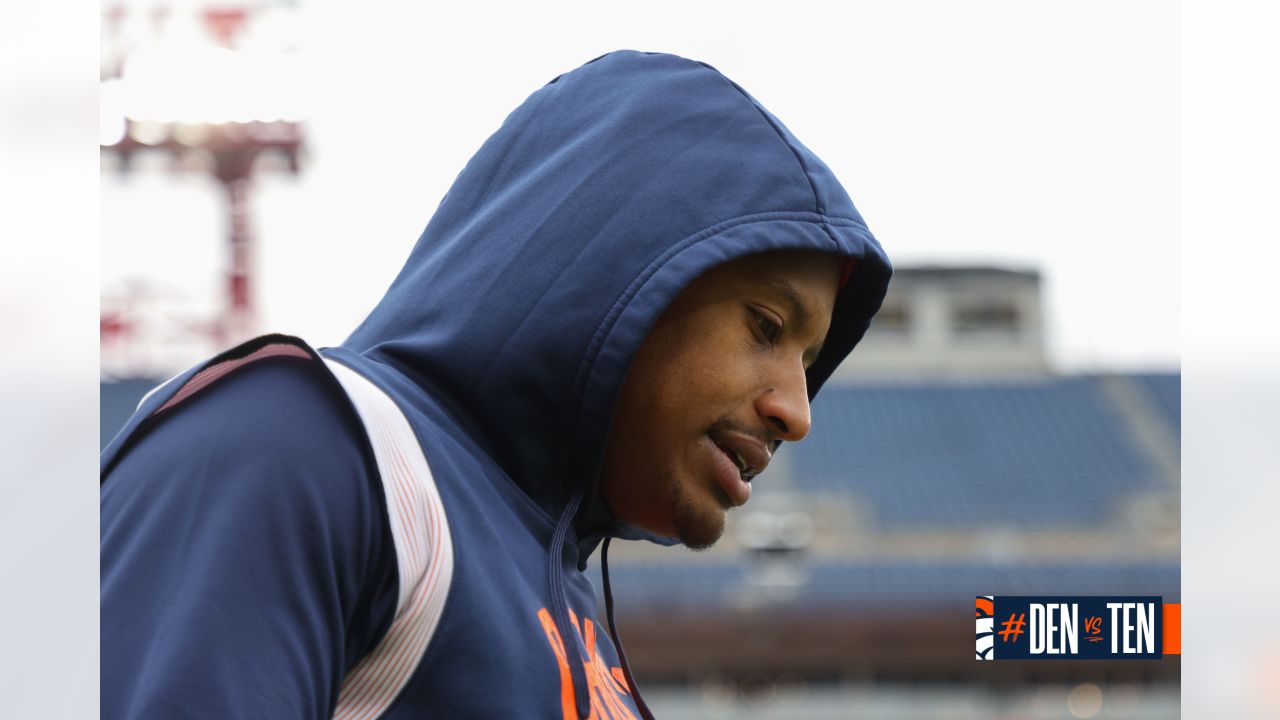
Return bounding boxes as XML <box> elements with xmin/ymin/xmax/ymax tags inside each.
<box><xmin>342</xmin><ymin>50</ymin><xmax>891</xmax><ymax>519</ymax></box>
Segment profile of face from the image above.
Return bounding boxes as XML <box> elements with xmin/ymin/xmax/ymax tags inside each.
<box><xmin>599</xmin><ymin>249</ymin><xmax>843</xmax><ymax>550</ymax></box>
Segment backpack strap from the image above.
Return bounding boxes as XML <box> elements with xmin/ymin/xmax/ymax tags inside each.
<box><xmin>322</xmin><ymin>357</ymin><xmax>455</xmax><ymax>720</ymax></box>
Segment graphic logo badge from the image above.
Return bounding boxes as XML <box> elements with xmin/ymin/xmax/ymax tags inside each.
<box><xmin>976</xmin><ymin>596</ymin><xmax>1180</xmax><ymax>660</ymax></box>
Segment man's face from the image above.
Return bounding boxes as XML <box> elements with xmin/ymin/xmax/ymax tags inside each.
<box><xmin>599</xmin><ymin>250</ymin><xmax>842</xmax><ymax>549</ymax></box>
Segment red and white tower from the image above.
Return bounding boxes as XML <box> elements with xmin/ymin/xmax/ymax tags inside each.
<box><xmin>101</xmin><ymin>1</ymin><xmax>306</xmax><ymax>373</ymax></box>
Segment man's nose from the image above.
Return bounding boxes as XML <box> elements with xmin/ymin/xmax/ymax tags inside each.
<box><xmin>754</xmin><ymin>366</ymin><xmax>812</xmax><ymax>443</ymax></box>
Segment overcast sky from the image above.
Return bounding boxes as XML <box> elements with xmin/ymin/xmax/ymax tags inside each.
<box><xmin>101</xmin><ymin>0</ymin><xmax>1180</xmax><ymax>374</ymax></box>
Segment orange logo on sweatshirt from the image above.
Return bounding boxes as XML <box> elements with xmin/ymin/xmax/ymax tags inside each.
<box><xmin>537</xmin><ymin>608</ymin><xmax>636</xmax><ymax>720</ymax></box>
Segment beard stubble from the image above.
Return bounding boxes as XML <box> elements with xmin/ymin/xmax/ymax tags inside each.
<box><xmin>667</xmin><ymin>475</ymin><xmax>726</xmax><ymax>551</ymax></box>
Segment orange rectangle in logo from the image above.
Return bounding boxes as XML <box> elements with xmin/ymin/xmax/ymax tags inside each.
<box><xmin>1163</xmin><ymin>603</ymin><xmax>1180</xmax><ymax>655</ymax></box>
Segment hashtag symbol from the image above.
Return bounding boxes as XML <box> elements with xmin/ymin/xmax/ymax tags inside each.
<box><xmin>997</xmin><ymin>612</ymin><xmax>1026</xmax><ymax>643</ymax></box>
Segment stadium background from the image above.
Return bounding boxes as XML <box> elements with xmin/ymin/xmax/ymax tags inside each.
<box><xmin>100</xmin><ymin>2</ymin><xmax>1180</xmax><ymax>717</ymax></box>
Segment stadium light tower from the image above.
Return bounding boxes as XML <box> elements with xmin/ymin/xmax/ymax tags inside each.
<box><xmin>101</xmin><ymin>1</ymin><xmax>306</xmax><ymax>360</ymax></box>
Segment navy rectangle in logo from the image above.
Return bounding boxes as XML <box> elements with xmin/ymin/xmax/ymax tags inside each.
<box><xmin>986</xmin><ymin>596</ymin><xmax>1163</xmax><ymax>660</ymax></box>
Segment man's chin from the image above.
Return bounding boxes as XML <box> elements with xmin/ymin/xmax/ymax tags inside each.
<box><xmin>671</xmin><ymin>493</ymin><xmax>726</xmax><ymax>551</ymax></box>
<box><xmin>679</xmin><ymin>530</ymin><xmax>723</xmax><ymax>552</ymax></box>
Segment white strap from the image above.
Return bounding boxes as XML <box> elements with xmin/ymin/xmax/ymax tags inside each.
<box><xmin>324</xmin><ymin>358</ymin><xmax>455</xmax><ymax>720</ymax></box>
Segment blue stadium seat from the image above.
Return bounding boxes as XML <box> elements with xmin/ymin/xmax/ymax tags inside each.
<box><xmin>593</xmin><ymin>560</ymin><xmax>1181</xmax><ymax>609</ymax></box>
<box><xmin>790</xmin><ymin>377</ymin><xmax>1167</xmax><ymax>528</ymax></box>
<box><xmin>1133</xmin><ymin>373</ymin><xmax>1180</xmax><ymax>437</ymax></box>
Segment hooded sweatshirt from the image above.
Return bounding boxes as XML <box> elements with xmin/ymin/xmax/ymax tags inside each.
<box><xmin>101</xmin><ymin>50</ymin><xmax>891</xmax><ymax>719</ymax></box>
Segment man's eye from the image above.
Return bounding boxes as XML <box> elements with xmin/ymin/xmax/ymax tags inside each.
<box><xmin>750</xmin><ymin>308</ymin><xmax>783</xmax><ymax>345</ymax></box>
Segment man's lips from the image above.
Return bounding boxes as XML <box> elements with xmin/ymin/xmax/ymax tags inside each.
<box><xmin>706</xmin><ymin>435</ymin><xmax>752</xmax><ymax>508</ymax></box>
<box><xmin>708</xmin><ymin>428</ymin><xmax>772</xmax><ymax>481</ymax></box>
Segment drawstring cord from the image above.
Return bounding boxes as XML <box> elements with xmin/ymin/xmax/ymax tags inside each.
<box><xmin>549</xmin><ymin>491</ymin><xmax>592</xmax><ymax>718</ymax></box>
<box><xmin>601</xmin><ymin>537</ymin><xmax>656</xmax><ymax>720</ymax></box>
<box><xmin>550</xmin><ymin>496</ymin><xmax>656</xmax><ymax>719</ymax></box>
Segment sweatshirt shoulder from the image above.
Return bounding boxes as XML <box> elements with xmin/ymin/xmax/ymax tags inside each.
<box><xmin>100</xmin><ymin>356</ymin><xmax>401</xmax><ymax>719</ymax></box>
<box><xmin>101</xmin><ymin>355</ymin><xmax>382</xmax><ymax>530</ymax></box>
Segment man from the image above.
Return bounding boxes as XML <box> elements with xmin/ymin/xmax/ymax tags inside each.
<box><xmin>101</xmin><ymin>50</ymin><xmax>891</xmax><ymax>719</ymax></box>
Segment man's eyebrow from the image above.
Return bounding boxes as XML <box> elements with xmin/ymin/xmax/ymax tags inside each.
<box><xmin>763</xmin><ymin>278</ymin><xmax>825</xmax><ymax>366</ymax></box>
